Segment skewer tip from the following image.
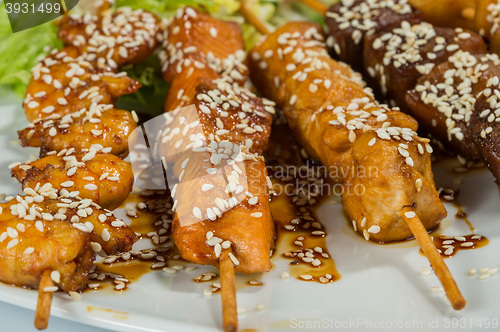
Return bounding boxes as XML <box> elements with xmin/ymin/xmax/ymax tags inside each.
<box><xmin>403</xmin><ymin>207</ymin><xmax>466</xmax><ymax>311</ymax></box>
<box><xmin>34</xmin><ymin>270</ymin><xmax>54</xmax><ymax>330</ymax></box>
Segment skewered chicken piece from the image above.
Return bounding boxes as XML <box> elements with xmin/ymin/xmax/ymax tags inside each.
<box><xmin>23</xmin><ymin>47</ymin><xmax>141</xmax><ymax>123</ymax></box>
<box><xmin>157</xmin><ymin>7</ymin><xmax>275</xmax><ymax>330</ymax></box>
<box><xmin>160</xmin><ymin>79</ymin><xmax>274</xmax><ymax>273</ymax></box>
<box><xmin>409</xmin><ymin>0</ymin><xmax>500</xmax><ymax>54</ymax></box>
<box><xmin>248</xmin><ymin>21</ymin><xmax>446</xmax><ymax>242</ymax></box>
<box><xmin>474</xmin><ymin>0</ymin><xmax>500</xmax><ymax>53</ymax></box>
<box><xmin>2</xmin><ymin>6</ymin><xmax>161</xmax><ymax>330</ymax></box>
<box><xmin>16</xmin><ymin>6</ymin><xmax>163</xmax><ymax>212</ymax></box>
<box><xmin>159</xmin><ymin>6</ymin><xmax>274</xmax><ymax>275</ymax></box>
<box><xmin>0</xmin><ymin>189</ymin><xmax>137</xmax><ymax>293</ymax></box>
<box><xmin>57</xmin><ymin>7</ymin><xmax>162</xmax><ymax>71</ymax></box>
<box><xmin>0</xmin><ymin>196</ymin><xmax>94</xmax><ymax>293</ymax></box>
<box><xmin>11</xmin><ymin>150</ymin><xmax>134</xmax><ymax>210</ymax></box>
<box><xmin>243</xmin><ymin>5</ymin><xmax>466</xmax><ymax>309</ymax></box>
<box><xmin>18</xmin><ymin>105</ymin><xmax>137</xmax><ymax>158</ymax></box>
<box><xmin>160</xmin><ymin>7</ymin><xmax>247</xmax><ymax>111</ymax></box>
<box><xmin>244</xmin><ymin>1</ymin><xmax>464</xmax><ymax>310</ymax></box>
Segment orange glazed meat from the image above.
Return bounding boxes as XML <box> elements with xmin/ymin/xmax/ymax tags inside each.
<box><xmin>158</xmin><ymin>7</ymin><xmax>275</xmax><ymax>273</ymax></box>
<box><xmin>248</xmin><ymin>22</ymin><xmax>446</xmax><ymax>242</ymax></box>
<box><xmin>0</xmin><ymin>190</ymin><xmax>137</xmax><ymax>293</ymax></box>
<box><xmin>18</xmin><ymin>105</ymin><xmax>137</xmax><ymax>158</ymax></box>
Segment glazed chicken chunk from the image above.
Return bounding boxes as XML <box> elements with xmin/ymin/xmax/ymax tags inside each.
<box><xmin>18</xmin><ymin>104</ymin><xmax>137</xmax><ymax>158</ymax></box>
<box><xmin>248</xmin><ymin>21</ymin><xmax>446</xmax><ymax>242</ymax></box>
<box><xmin>0</xmin><ymin>190</ymin><xmax>137</xmax><ymax>293</ymax></box>
<box><xmin>156</xmin><ymin>7</ymin><xmax>275</xmax><ymax>273</ymax></box>
<box><xmin>58</xmin><ymin>7</ymin><xmax>162</xmax><ymax>70</ymax></box>
<box><xmin>24</xmin><ymin>47</ymin><xmax>141</xmax><ymax>123</ymax></box>
<box><xmin>11</xmin><ymin>150</ymin><xmax>134</xmax><ymax>210</ymax></box>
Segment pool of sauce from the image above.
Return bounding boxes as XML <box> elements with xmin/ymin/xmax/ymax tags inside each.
<box><xmin>266</xmin><ymin>124</ymin><xmax>340</xmax><ymax>283</ymax></box>
<box><xmin>421</xmin><ymin>234</ymin><xmax>489</xmax><ymax>258</ymax></box>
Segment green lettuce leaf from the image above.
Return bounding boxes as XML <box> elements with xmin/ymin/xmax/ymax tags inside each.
<box><xmin>0</xmin><ymin>4</ymin><xmax>62</xmax><ymax>97</ymax></box>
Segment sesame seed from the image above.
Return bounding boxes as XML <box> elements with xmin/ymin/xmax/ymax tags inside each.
<box><xmin>51</xmin><ymin>271</ymin><xmax>61</xmax><ymax>283</ymax></box>
<box><xmin>420</xmin><ymin>267</ymin><xmax>431</xmax><ymax>276</ymax></box>
<box><xmin>6</xmin><ymin>239</ymin><xmax>18</xmax><ymax>249</ymax></box>
<box><xmin>248</xmin><ymin>197</ymin><xmax>258</xmax><ymax>205</ymax></box>
<box><xmin>367</xmin><ymin>225</ymin><xmax>381</xmax><ymax>234</ymax></box>
<box><xmin>405</xmin><ymin>211</ymin><xmax>416</xmax><ymax>219</ymax></box>
<box><xmin>44</xmin><ymin>286</ymin><xmax>58</xmax><ymax>293</ymax></box>
<box><xmin>468</xmin><ymin>268</ymin><xmax>477</xmax><ymax>276</ymax></box>
<box><xmin>309</xmin><ymin>83</ymin><xmax>318</xmax><ymax>93</ymax></box>
<box><xmin>91</xmin><ymin>242</ymin><xmax>102</xmax><ymax>252</ymax></box>
<box><xmin>163</xmin><ymin>267</ymin><xmax>177</xmax><ymax>274</ymax></box>
<box><xmin>228</xmin><ymin>252</ymin><xmax>240</xmax><ymax>266</ymax></box>
<box><xmin>431</xmin><ymin>286</ymin><xmax>444</xmax><ymax>292</ymax></box>
<box><xmin>84</xmin><ymin>184</ymin><xmax>98</xmax><ymax>191</ymax></box>
<box><xmin>35</xmin><ymin>221</ymin><xmax>44</xmax><ymax>232</ymax></box>
<box><xmin>69</xmin><ymin>291</ymin><xmax>82</xmax><ymax>301</ymax></box>
<box><xmin>193</xmin><ymin>207</ymin><xmax>202</xmax><ymax>220</ymax></box>
<box><xmin>479</xmin><ymin>274</ymin><xmax>490</xmax><ymax>280</ymax></box>
<box><xmin>101</xmin><ymin>229</ymin><xmax>111</xmax><ymax>242</ymax></box>
<box><xmin>210</xmin><ymin>27</ymin><xmax>218</xmax><ymax>38</ymax></box>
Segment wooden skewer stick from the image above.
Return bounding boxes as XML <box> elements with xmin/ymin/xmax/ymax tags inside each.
<box><xmin>220</xmin><ymin>249</ymin><xmax>238</xmax><ymax>332</ymax></box>
<box><xmin>240</xmin><ymin>0</ymin><xmax>271</xmax><ymax>35</ymax></box>
<box><xmin>34</xmin><ymin>270</ymin><xmax>54</xmax><ymax>330</ymax></box>
<box><xmin>403</xmin><ymin>207</ymin><xmax>465</xmax><ymax>310</ymax></box>
<box><xmin>297</xmin><ymin>0</ymin><xmax>328</xmax><ymax>15</ymax></box>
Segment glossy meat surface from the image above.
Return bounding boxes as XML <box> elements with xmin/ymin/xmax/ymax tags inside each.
<box><xmin>12</xmin><ymin>152</ymin><xmax>134</xmax><ymax>211</ymax></box>
<box><xmin>248</xmin><ymin>22</ymin><xmax>446</xmax><ymax>242</ymax></box>
<box><xmin>470</xmin><ymin>71</ymin><xmax>500</xmax><ymax>183</ymax></box>
<box><xmin>58</xmin><ymin>7</ymin><xmax>162</xmax><ymax>70</ymax></box>
<box><xmin>24</xmin><ymin>47</ymin><xmax>140</xmax><ymax>123</ymax></box>
<box><xmin>160</xmin><ymin>7</ymin><xmax>275</xmax><ymax>273</ymax></box>
<box><xmin>0</xmin><ymin>196</ymin><xmax>94</xmax><ymax>292</ymax></box>
<box><xmin>364</xmin><ymin>22</ymin><xmax>486</xmax><ymax>109</ymax></box>
<box><xmin>325</xmin><ymin>0</ymin><xmax>421</xmax><ymax>71</ymax></box>
<box><xmin>406</xmin><ymin>51</ymin><xmax>500</xmax><ymax>160</ymax></box>
<box><xmin>19</xmin><ymin>105</ymin><xmax>137</xmax><ymax>158</ymax></box>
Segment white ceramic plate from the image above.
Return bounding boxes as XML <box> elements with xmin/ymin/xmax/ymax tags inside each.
<box><xmin>1</xmin><ymin>87</ymin><xmax>499</xmax><ymax>332</ymax></box>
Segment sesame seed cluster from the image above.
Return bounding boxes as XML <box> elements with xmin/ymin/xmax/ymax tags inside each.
<box><xmin>1</xmin><ymin>7</ymin><xmax>163</xmax><ymax>294</ymax></box>
<box><xmin>325</xmin><ymin>0</ymin><xmax>500</xmax><ymax>182</ymax></box>
<box><xmin>325</xmin><ymin>0</ymin><xmax>420</xmax><ymax>71</ymax></box>
<box><xmin>248</xmin><ymin>21</ymin><xmax>446</xmax><ymax>243</ymax></box>
<box><xmin>158</xmin><ymin>7</ymin><xmax>275</xmax><ymax>273</ymax></box>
